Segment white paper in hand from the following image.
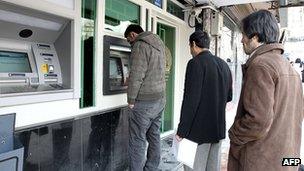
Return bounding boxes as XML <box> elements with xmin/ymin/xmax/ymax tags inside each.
<box><xmin>177</xmin><ymin>138</ymin><xmax>198</xmax><ymax>169</ymax></box>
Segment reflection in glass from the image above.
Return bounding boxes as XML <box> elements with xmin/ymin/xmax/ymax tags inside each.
<box><xmin>146</xmin><ymin>0</ymin><xmax>162</xmax><ymax>8</ymax></box>
<box><xmin>105</xmin><ymin>0</ymin><xmax>140</xmax><ymax>34</ymax></box>
<box><xmin>157</xmin><ymin>23</ymin><xmax>176</xmax><ymax>133</ymax></box>
<box><xmin>87</xmin><ymin>116</ymin><xmax>111</xmax><ymax>170</ymax></box>
<box><xmin>17</xmin><ymin>130</ymin><xmax>39</xmax><ymax>171</ymax></box>
<box><xmin>167</xmin><ymin>0</ymin><xmax>185</xmax><ymax>20</ymax></box>
<box><xmin>52</xmin><ymin>123</ymin><xmax>73</xmax><ymax>170</ymax></box>
<box><xmin>80</xmin><ymin>0</ymin><xmax>96</xmax><ymax>108</ymax></box>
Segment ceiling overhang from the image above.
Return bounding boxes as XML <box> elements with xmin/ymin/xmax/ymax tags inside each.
<box><xmin>222</xmin><ymin>2</ymin><xmax>277</xmax><ymax>27</ymax></box>
<box><xmin>195</xmin><ymin>0</ymin><xmax>274</xmax><ymax>7</ymax></box>
<box><xmin>179</xmin><ymin>1</ymin><xmax>296</xmax><ymax>30</ymax></box>
<box><xmin>189</xmin><ymin>1</ymin><xmax>279</xmax><ymax>29</ymax></box>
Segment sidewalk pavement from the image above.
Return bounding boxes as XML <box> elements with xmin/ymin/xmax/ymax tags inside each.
<box><xmin>159</xmin><ymin>101</ymin><xmax>238</xmax><ymax>171</ymax></box>
<box><xmin>159</xmin><ymin>135</ymin><xmax>230</xmax><ymax>171</ymax></box>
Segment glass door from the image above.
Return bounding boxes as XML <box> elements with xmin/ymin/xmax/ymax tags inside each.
<box><xmin>156</xmin><ymin>22</ymin><xmax>176</xmax><ymax>133</ymax></box>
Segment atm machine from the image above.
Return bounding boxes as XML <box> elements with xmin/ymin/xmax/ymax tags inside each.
<box><xmin>0</xmin><ymin>2</ymin><xmax>75</xmax><ymax>107</ymax></box>
<box><xmin>103</xmin><ymin>35</ymin><xmax>131</xmax><ymax>95</ymax></box>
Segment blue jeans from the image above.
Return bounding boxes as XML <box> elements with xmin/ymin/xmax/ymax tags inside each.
<box><xmin>128</xmin><ymin>98</ymin><xmax>165</xmax><ymax>171</ymax></box>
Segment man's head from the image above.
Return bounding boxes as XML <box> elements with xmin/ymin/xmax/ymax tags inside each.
<box><xmin>124</xmin><ymin>24</ymin><xmax>144</xmax><ymax>44</ymax></box>
<box><xmin>189</xmin><ymin>31</ymin><xmax>210</xmax><ymax>57</ymax></box>
<box><xmin>241</xmin><ymin>10</ymin><xmax>279</xmax><ymax>55</ymax></box>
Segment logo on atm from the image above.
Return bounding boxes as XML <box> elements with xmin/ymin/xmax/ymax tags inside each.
<box><xmin>282</xmin><ymin>158</ymin><xmax>301</xmax><ymax>166</ymax></box>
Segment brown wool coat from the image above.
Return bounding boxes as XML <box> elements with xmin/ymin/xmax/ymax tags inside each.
<box><xmin>228</xmin><ymin>43</ymin><xmax>304</xmax><ymax>171</ymax></box>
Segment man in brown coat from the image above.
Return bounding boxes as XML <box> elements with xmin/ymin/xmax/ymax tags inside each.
<box><xmin>228</xmin><ymin>10</ymin><xmax>304</xmax><ymax>171</ymax></box>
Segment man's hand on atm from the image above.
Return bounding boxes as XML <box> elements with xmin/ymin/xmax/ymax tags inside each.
<box><xmin>128</xmin><ymin>103</ymin><xmax>134</xmax><ymax>109</ymax></box>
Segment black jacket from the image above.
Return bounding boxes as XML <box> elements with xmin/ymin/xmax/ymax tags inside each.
<box><xmin>177</xmin><ymin>51</ymin><xmax>232</xmax><ymax>144</ymax></box>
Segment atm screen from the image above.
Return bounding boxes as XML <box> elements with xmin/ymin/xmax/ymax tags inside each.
<box><xmin>123</xmin><ymin>64</ymin><xmax>129</xmax><ymax>78</ymax></box>
<box><xmin>109</xmin><ymin>57</ymin><xmax>122</xmax><ymax>79</ymax></box>
<box><xmin>0</xmin><ymin>50</ymin><xmax>32</xmax><ymax>73</ymax></box>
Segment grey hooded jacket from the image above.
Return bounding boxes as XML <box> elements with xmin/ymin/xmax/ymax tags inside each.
<box><xmin>127</xmin><ymin>31</ymin><xmax>166</xmax><ymax>104</ymax></box>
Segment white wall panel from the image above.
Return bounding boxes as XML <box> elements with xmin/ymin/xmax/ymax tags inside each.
<box><xmin>44</xmin><ymin>0</ymin><xmax>74</xmax><ymax>10</ymax></box>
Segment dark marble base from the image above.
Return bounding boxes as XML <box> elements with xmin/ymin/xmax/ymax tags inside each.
<box><xmin>15</xmin><ymin>108</ymin><xmax>129</xmax><ymax>171</ymax></box>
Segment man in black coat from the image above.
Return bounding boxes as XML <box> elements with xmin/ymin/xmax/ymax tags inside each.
<box><xmin>176</xmin><ymin>31</ymin><xmax>232</xmax><ymax>171</ymax></box>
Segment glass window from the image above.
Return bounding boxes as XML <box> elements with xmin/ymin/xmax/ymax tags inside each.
<box><xmin>167</xmin><ymin>0</ymin><xmax>184</xmax><ymax>20</ymax></box>
<box><xmin>105</xmin><ymin>0</ymin><xmax>140</xmax><ymax>35</ymax></box>
<box><xmin>157</xmin><ymin>23</ymin><xmax>176</xmax><ymax>133</ymax></box>
<box><xmin>145</xmin><ymin>0</ymin><xmax>162</xmax><ymax>8</ymax></box>
<box><xmin>80</xmin><ymin>0</ymin><xmax>96</xmax><ymax>108</ymax></box>
<box><xmin>146</xmin><ymin>9</ymin><xmax>149</xmax><ymax>31</ymax></box>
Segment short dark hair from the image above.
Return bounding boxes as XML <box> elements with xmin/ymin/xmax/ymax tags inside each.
<box><xmin>189</xmin><ymin>31</ymin><xmax>210</xmax><ymax>49</ymax></box>
<box><xmin>124</xmin><ymin>24</ymin><xmax>144</xmax><ymax>38</ymax></box>
<box><xmin>241</xmin><ymin>10</ymin><xmax>279</xmax><ymax>44</ymax></box>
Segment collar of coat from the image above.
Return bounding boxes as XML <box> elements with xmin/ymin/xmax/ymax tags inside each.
<box><xmin>243</xmin><ymin>43</ymin><xmax>284</xmax><ymax>69</ymax></box>
<box><xmin>195</xmin><ymin>49</ymin><xmax>210</xmax><ymax>57</ymax></box>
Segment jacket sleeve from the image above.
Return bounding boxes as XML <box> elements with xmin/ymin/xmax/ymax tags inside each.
<box><xmin>177</xmin><ymin>59</ymin><xmax>204</xmax><ymax>138</ymax></box>
<box><xmin>127</xmin><ymin>42</ymin><xmax>148</xmax><ymax>104</ymax></box>
<box><xmin>229</xmin><ymin>65</ymin><xmax>275</xmax><ymax>145</ymax></box>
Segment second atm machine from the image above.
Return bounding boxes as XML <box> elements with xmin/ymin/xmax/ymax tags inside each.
<box><xmin>103</xmin><ymin>35</ymin><xmax>131</xmax><ymax>95</ymax></box>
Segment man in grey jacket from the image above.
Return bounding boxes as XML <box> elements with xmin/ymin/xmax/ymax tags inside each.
<box><xmin>124</xmin><ymin>24</ymin><xmax>166</xmax><ymax>171</ymax></box>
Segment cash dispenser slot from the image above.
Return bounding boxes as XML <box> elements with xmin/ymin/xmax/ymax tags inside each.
<box><xmin>9</xmin><ymin>73</ymin><xmax>26</xmax><ymax>77</ymax></box>
<box><xmin>40</xmin><ymin>53</ymin><xmax>54</xmax><ymax>57</ymax></box>
<box><xmin>44</xmin><ymin>58</ymin><xmax>52</xmax><ymax>62</ymax></box>
<box><xmin>37</xmin><ymin>44</ymin><xmax>51</xmax><ymax>49</ymax></box>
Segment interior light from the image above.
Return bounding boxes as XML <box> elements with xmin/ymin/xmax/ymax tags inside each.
<box><xmin>0</xmin><ymin>10</ymin><xmax>62</xmax><ymax>31</ymax></box>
